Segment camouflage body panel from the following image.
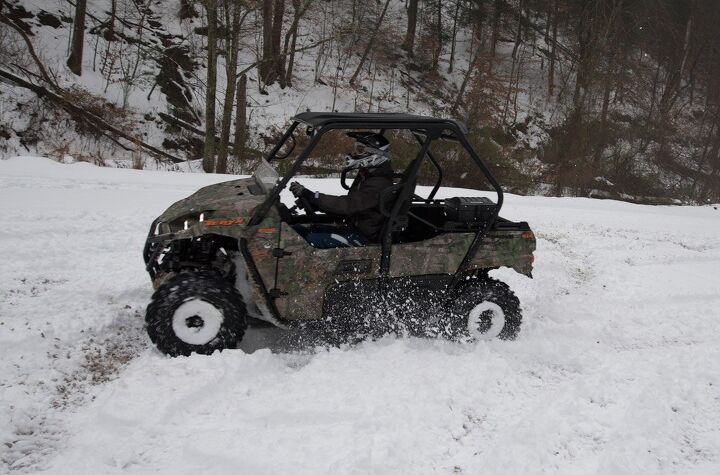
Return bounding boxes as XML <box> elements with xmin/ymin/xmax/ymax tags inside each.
<box><xmin>389</xmin><ymin>229</ymin><xmax>535</xmax><ymax>278</ymax></box>
<box><xmin>389</xmin><ymin>234</ymin><xmax>470</xmax><ymax>277</ymax></box>
<box><xmin>470</xmin><ymin>229</ymin><xmax>536</xmax><ymax>276</ymax></box>
<box><xmin>153</xmin><ymin>178</ymin><xmax>262</xmax><ymax>240</ymax></box>
<box><xmin>250</xmin><ymin>222</ymin><xmax>383</xmax><ymax>320</ymax></box>
<box><xmin>250</xmin><ymin>223</ymin><xmax>534</xmax><ymax>321</ymax></box>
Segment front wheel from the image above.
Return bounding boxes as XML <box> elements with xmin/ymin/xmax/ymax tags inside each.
<box><xmin>145</xmin><ymin>271</ymin><xmax>247</xmax><ymax>356</ymax></box>
<box><xmin>447</xmin><ymin>277</ymin><xmax>522</xmax><ymax>340</ymax></box>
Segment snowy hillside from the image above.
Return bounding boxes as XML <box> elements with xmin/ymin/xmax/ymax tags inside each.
<box><xmin>3</xmin><ymin>0</ymin><xmax>720</xmax><ymax>202</ymax></box>
<box><xmin>1</xmin><ymin>157</ymin><xmax>719</xmax><ymax>473</ymax></box>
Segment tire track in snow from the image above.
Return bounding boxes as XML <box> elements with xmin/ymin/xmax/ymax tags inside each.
<box><xmin>1</xmin><ymin>302</ymin><xmax>148</xmax><ymax>472</ymax></box>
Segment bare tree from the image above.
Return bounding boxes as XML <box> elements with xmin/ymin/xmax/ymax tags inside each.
<box><xmin>217</xmin><ymin>0</ymin><xmax>244</xmax><ymax>174</ymax></box>
<box><xmin>203</xmin><ymin>0</ymin><xmax>218</xmax><ymax>173</ymax></box>
<box><xmin>313</xmin><ymin>3</ymin><xmax>330</xmax><ymax>83</ymax></box>
<box><xmin>487</xmin><ymin>0</ymin><xmax>502</xmax><ymax>73</ymax></box>
<box><xmin>282</xmin><ymin>0</ymin><xmax>313</xmax><ymax>87</ymax></box>
<box><xmin>453</xmin><ymin>22</ymin><xmax>482</xmax><ymax>111</ymax></box>
<box><xmin>67</xmin><ymin>0</ymin><xmax>87</xmax><ymax>75</ymax></box>
<box><xmin>431</xmin><ymin>0</ymin><xmax>443</xmax><ymax>72</ymax></box>
<box><xmin>234</xmin><ymin>73</ymin><xmax>248</xmax><ymax>170</ymax></box>
<box><xmin>448</xmin><ymin>0</ymin><xmax>462</xmax><ymax>73</ymax></box>
<box><xmin>260</xmin><ymin>0</ymin><xmax>273</xmax><ymax>84</ymax></box>
<box><xmin>402</xmin><ymin>0</ymin><xmax>419</xmax><ymax>56</ymax></box>
<box><xmin>547</xmin><ymin>0</ymin><xmax>558</xmax><ymax>98</ymax></box>
<box><xmin>270</xmin><ymin>0</ymin><xmax>286</xmax><ymax>84</ymax></box>
<box><xmin>260</xmin><ymin>0</ymin><xmax>285</xmax><ymax>85</ymax></box>
<box><xmin>349</xmin><ymin>0</ymin><xmax>391</xmax><ymax>85</ymax></box>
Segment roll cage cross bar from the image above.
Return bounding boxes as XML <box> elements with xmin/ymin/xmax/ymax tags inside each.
<box><xmin>248</xmin><ymin>113</ymin><xmax>504</xmax><ymax>284</ymax></box>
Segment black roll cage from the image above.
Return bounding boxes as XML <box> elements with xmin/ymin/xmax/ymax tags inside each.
<box><xmin>248</xmin><ymin>114</ymin><xmax>504</xmax><ymax>284</ymax></box>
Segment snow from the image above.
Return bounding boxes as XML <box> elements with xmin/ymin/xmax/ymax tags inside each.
<box><xmin>1</xmin><ymin>156</ymin><xmax>720</xmax><ymax>474</ymax></box>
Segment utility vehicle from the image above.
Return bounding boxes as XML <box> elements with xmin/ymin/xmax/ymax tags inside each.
<box><xmin>143</xmin><ymin>112</ymin><xmax>536</xmax><ymax>356</ymax></box>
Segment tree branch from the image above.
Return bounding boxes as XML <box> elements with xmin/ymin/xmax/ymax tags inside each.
<box><xmin>0</xmin><ymin>68</ymin><xmax>185</xmax><ymax>164</ymax></box>
<box><xmin>0</xmin><ymin>12</ymin><xmax>60</xmax><ymax>90</ymax></box>
<box><xmin>237</xmin><ymin>36</ymin><xmax>337</xmax><ymax>77</ymax></box>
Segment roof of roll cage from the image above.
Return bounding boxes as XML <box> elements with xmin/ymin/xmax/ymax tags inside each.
<box><xmin>292</xmin><ymin>112</ymin><xmax>469</xmax><ymax>134</ymax></box>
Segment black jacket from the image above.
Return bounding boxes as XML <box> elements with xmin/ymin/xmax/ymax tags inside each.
<box><xmin>305</xmin><ymin>162</ymin><xmax>395</xmax><ymax>241</ymax></box>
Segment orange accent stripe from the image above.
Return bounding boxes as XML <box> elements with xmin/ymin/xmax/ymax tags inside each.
<box><xmin>204</xmin><ymin>218</ymin><xmax>245</xmax><ymax>226</ymax></box>
<box><xmin>257</xmin><ymin>227</ymin><xmax>276</xmax><ymax>234</ymax></box>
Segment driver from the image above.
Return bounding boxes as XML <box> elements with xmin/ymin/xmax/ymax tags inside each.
<box><xmin>289</xmin><ymin>132</ymin><xmax>395</xmax><ymax>248</ymax></box>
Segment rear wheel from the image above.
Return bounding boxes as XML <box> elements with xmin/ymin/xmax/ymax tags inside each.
<box><xmin>448</xmin><ymin>277</ymin><xmax>522</xmax><ymax>340</ymax></box>
<box><xmin>145</xmin><ymin>271</ymin><xmax>247</xmax><ymax>356</ymax></box>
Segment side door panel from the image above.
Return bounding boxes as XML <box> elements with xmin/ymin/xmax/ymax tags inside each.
<box><xmin>274</xmin><ymin>223</ymin><xmax>383</xmax><ymax>320</ymax></box>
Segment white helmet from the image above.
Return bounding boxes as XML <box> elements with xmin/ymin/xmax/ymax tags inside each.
<box><xmin>344</xmin><ymin>132</ymin><xmax>390</xmax><ymax>169</ymax></box>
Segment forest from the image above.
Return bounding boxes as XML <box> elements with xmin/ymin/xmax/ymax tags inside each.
<box><xmin>1</xmin><ymin>0</ymin><xmax>719</xmax><ymax>203</ymax></box>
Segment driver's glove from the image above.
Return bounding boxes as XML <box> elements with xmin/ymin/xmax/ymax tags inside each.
<box><xmin>290</xmin><ymin>181</ymin><xmax>307</xmax><ymax>197</ymax></box>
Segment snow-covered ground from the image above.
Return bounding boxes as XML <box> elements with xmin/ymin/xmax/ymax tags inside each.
<box><xmin>1</xmin><ymin>156</ymin><xmax>719</xmax><ymax>474</ymax></box>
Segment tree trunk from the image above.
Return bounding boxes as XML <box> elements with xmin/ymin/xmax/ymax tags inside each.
<box><xmin>349</xmin><ymin>0</ymin><xmax>391</xmax><ymax>85</ymax></box>
<box><xmin>511</xmin><ymin>0</ymin><xmax>523</xmax><ymax>60</ymax></box>
<box><xmin>67</xmin><ymin>0</ymin><xmax>87</xmax><ymax>75</ymax></box>
<box><xmin>107</xmin><ymin>0</ymin><xmax>116</xmax><ymax>41</ymax></box>
<box><xmin>203</xmin><ymin>0</ymin><xmax>218</xmax><ymax>173</ymax></box>
<box><xmin>100</xmin><ymin>0</ymin><xmax>117</xmax><ymax>76</ymax></box>
<box><xmin>285</xmin><ymin>20</ymin><xmax>300</xmax><ymax>86</ymax></box>
<box><xmin>572</xmin><ymin>2</ymin><xmax>594</xmax><ymax>114</ymax></box>
<box><xmin>453</xmin><ymin>22</ymin><xmax>482</xmax><ymax>111</ymax></box>
<box><xmin>689</xmin><ymin>119</ymin><xmax>716</xmax><ymax>198</ymax></box>
<box><xmin>592</xmin><ymin>58</ymin><xmax>614</xmax><ymax>172</ymax></box>
<box><xmin>431</xmin><ymin>1</ymin><xmax>442</xmax><ymax>71</ymax></box>
<box><xmin>402</xmin><ymin>0</ymin><xmax>419</xmax><ymax>56</ymax></box>
<box><xmin>548</xmin><ymin>0</ymin><xmax>558</xmax><ymax>98</ymax></box>
<box><xmin>600</xmin><ymin>0</ymin><xmax>625</xmax><ymax>124</ymax></box>
<box><xmin>678</xmin><ymin>9</ymin><xmax>693</xmax><ymax>85</ymax></box>
<box><xmin>365</xmin><ymin>56</ymin><xmax>380</xmax><ymax>111</ymax></box>
<box><xmin>234</xmin><ymin>74</ymin><xmax>248</xmax><ymax>172</ymax></box>
<box><xmin>448</xmin><ymin>0</ymin><xmax>461</xmax><ymax>73</ymax></box>
<box><xmin>260</xmin><ymin>0</ymin><xmax>273</xmax><ymax>84</ymax></box>
<box><xmin>659</xmin><ymin>4</ymin><xmax>694</xmax><ymax>117</ymax></box>
<box><xmin>217</xmin><ymin>0</ymin><xmax>242</xmax><ymax>174</ymax></box>
<box><xmin>264</xmin><ymin>0</ymin><xmax>285</xmax><ymax>86</ymax></box>
<box><xmin>283</xmin><ymin>0</ymin><xmax>311</xmax><ymax>87</ymax></box>
<box><xmin>489</xmin><ymin>0</ymin><xmax>502</xmax><ymax>60</ymax></box>
<box><xmin>502</xmin><ymin>57</ymin><xmax>517</xmax><ymax>124</ymax></box>
<box><xmin>700</xmin><ymin>131</ymin><xmax>720</xmax><ymax>201</ymax></box>
<box><xmin>543</xmin><ymin>0</ymin><xmax>552</xmax><ymax>41</ymax></box>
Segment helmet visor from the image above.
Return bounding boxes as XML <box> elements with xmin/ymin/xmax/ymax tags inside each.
<box><xmin>353</xmin><ymin>142</ymin><xmax>371</xmax><ymax>156</ymax></box>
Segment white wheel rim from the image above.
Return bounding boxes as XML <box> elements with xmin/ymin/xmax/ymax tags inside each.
<box><xmin>172</xmin><ymin>299</ymin><xmax>224</xmax><ymax>345</ymax></box>
<box><xmin>467</xmin><ymin>301</ymin><xmax>506</xmax><ymax>340</ymax></box>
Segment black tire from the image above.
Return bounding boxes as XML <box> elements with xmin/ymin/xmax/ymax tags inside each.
<box><xmin>145</xmin><ymin>271</ymin><xmax>247</xmax><ymax>357</ymax></box>
<box><xmin>447</xmin><ymin>277</ymin><xmax>522</xmax><ymax>341</ymax></box>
